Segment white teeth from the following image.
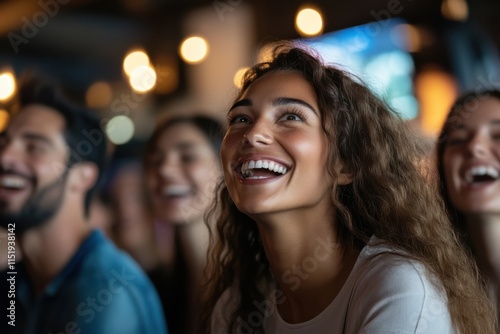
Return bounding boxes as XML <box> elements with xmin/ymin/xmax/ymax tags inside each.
<box><xmin>465</xmin><ymin>166</ymin><xmax>499</xmax><ymax>184</ymax></box>
<box><xmin>242</xmin><ymin>170</ymin><xmax>253</xmax><ymax>178</ymax></box>
<box><xmin>240</xmin><ymin>159</ymin><xmax>289</xmax><ymax>177</ymax></box>
<box><xmin>0</xmin><ymin>177</ymin><xmax>27</xmax><ymax>189</ymax></box>
<box><xmin>162</xmin><ymin>185</ymin><xmax>191</xmax><ymax>196</ymax></box>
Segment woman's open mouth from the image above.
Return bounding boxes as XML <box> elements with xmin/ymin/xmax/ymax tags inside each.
<box><xmin>239</xmin><ymin>159</ymin><xmax>289</xmax><ymax>180</ymax></box>
<box><xmin>464</xmin><ymin>165</ymin><xmax>499</xmax><ymax>185</ymax></box>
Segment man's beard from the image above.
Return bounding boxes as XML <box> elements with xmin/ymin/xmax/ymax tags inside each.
<box><xmin>0</xmin><ymin>171</ymin><xmax>68</xmax><ymax>235</ymax></box>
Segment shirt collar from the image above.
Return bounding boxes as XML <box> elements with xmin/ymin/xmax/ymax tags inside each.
<box><xmin>18</xmin><ymin>229</ymin><xmax>105</xmax><ymax>305</ymax></box>
<box><xmin>45</xmin><ymin>229</ymin><xmax>104</xmax><ymax>295</ymax></box>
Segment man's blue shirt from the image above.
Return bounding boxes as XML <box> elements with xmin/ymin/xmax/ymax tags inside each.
<box><xmin>3</xmin><ymin>229</ymin><xmax>168</xmax><ymax>334</ymax></box>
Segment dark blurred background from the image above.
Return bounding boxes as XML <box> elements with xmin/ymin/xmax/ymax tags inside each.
<box><xmin>1</xmin><ymin>0</ymin><xmax>499</xmax><ymax>154</ymax></box>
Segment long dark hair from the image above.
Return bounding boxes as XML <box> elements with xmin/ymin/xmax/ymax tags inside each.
<box><xmin>201</xmin><ymin>42</ymin><xmax>496</xmax><ymax>333</ymax></box>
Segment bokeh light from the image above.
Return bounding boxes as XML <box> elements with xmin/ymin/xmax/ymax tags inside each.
<box><xmin>0</xmin><ymin>109</ymin><xmax>9</xmax><ymax>131</ymax></box>
<box><xmin>179</xmin><ymin>36</ymin><xmax>209</xmax><ymax>64</ymax></box>
<box><xmin>129</xmin><ymin>65</ymin><xmax>157</xmax><ymax>93</ymax></box>
<box><xmin>416</xmin><ymin>67</ymin><xmax>458</xmax><ymax>135</ymax></box>
<box><xmin>123</xmin><ymin>49</ymin><xmax>150</xmax><ymax>76</ymax></box>
<box><xmin>441</xmin><ymin>0</ymin><xmax>468</xmax><ymax>21</ymax></box>
<box><xmin>86</xmin><ymin>81</ymin><xmax>113</xmax><ymax>109</ymax></box>
<box><xmin>0</xmin><ymin>71</ymin><xmax>16</xmax><ymax>102</ymax></box>
<box><xmin>106</xmin><ymin>115</ymin><xmax>135</xmax><ymax>145</ymax></box>
<box><xmin>295</xmin><ymin>7</ymin><xmax>323</xmax><ymax>37</ymax></box>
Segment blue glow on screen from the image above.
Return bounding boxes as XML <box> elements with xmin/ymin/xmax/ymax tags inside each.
<box><xmin>303</xmin><ymin>18</ymin><xmax>418</xmax><ymax>119</ymax></box>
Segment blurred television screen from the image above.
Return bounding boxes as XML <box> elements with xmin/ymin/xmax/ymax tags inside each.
<box><xmin>303</xmin><ymin>18</ymin><xmax>418</xmax><ymax>119</ymax></box>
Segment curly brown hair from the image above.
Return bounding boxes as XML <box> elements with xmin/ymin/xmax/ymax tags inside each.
<box><xmin>201</xmin><ymin>42</ymin><xmax>497</xmax><ymax>333</ymax></box>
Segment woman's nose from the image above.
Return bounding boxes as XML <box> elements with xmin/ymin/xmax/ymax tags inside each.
<box><xmin>242</xmin><ymin>119</ymin><xmax>273</xmax><ymax>146</ymax></box>
<box><xmin>466</xmin><ymin>133</ymin><xmax>488</xmax><ymax>157</ymax></box>
<box><xmin>159</xmin><ymin>154</ymin><xmax>181</xmax><ymax>178</ymax></box>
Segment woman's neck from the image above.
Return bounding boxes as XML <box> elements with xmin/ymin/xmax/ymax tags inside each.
<box><xmin>154</xmin><ymin>219</ymin><xmax>175</xmax><ymax>266</ymax></box>
<box><xmin>466</xmin><ymin>213</ymin><xmax>500</xmax><ymax>283</ymax></box>
<box><xmin>255</xmin><ymin>208</ymin><xmax>359</xmax><ymax>324</ymax></box>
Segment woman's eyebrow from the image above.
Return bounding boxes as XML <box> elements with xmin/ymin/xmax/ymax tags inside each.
<box><xmin>451</xmin><ymin>119</ymin><xmax>500</xmax><ymax>132</ymax></box>
<box><xmin>228</xmin><ymin>97</ymin><xmax>318</xmax><ymax>116</ymax></box>
<box><xmin>272</xmin><ymin>97</ymin><xmax>318</xmax><ymax>115</ymax></box>
<box><xmin>229</xmin><ymin>99</ymin><xmax>252</xmax><ymax>111</ymax></box>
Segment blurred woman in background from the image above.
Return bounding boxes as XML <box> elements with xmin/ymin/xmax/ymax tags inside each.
<box><xmin>106</xmin><ymin>160</ymin><xmax>158</xmax><ymax>270</ymax></box>
<box><xmin>144</xmin><ymin>114</ymin><xmax>224</xmax><ymax>334</ymax></box>
<box><xmin>437</xmin><ymin>89</ymin><xmax>500</xmax><ymax>325</ymax></box>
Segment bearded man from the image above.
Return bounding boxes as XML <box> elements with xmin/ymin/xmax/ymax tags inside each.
<box><xmin>0</xmin><ymin>76</ymin><xmax>167</xmax><ymax>334</ymax></box>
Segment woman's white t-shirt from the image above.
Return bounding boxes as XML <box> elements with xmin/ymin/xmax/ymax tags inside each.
<box><xmin>212</xmin><ymin>237</ymin><xmax>455</xmax><ymax>333</ymax></box>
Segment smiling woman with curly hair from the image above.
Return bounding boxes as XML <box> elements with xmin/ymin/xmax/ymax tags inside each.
<box><xmin>200</xmin><ymin>42</ymin><xmax>497</xmax><ymax>333</ymax></box>
<box><xmin>437</xmin><ymin>89</ymin><xmax>500</xmax><ymax>327</ymax></box>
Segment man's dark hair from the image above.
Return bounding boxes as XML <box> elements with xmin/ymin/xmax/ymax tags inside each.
<box><xmin>18</xmin><ymin>74</ymin><xmax>108</xmax><ymax>216</ymax></box>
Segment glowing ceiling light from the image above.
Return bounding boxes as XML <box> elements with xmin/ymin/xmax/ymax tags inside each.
<box><xmin>441</xmin><ymin>0</ymin><xmax>468</xmax><ymax>21</ymax></box>
<box><xmin>179</xmin><ymin>36</ymin><xmax>209</xmax><ymax>64</ymax></box>
<box><xmin>129</xmin><ymin>65</ymin><xmax>157</xmax><ymax>93</ymax></box>
<box><xmin>295</xmin><ymin>7</ymin><xmax>323</xmax><ymax>37</ymax></box>
<box><xmin>416</xmin><ymin>67</ymin><xmax>458</xmax><ymax>135</ymax></box>
<box><xmin>0</xmin><ymin>71</ymin><xmax>16</xmax><ymax>102</ymax></box>
<box><xmin>123</xmin><ymin>49</ymin><xmax>150</xmax><ymax>76</ymax></box>
<box><xmin>105</xmin><ymin>115</ymin><xmax>135</xmax><ymax>145</ymax></box>
<box><xmin>86</xmin><ymin>81</ymin><xmax>113</xmax><ymax>109</ymax></box>
<box><xmin>0</xmin><ymin>109</ymin><xmax>9</xmax><ymax>131</ymax></box>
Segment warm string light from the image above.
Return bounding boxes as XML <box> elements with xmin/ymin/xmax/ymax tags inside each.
<box><xmin>179</xmin><ymin>36</ymin><xmax>209</xmax><ymax>64</ymax></box>
<box><xmin>122</xmin><ymin>49</ymin><xmax>157</xmax><ymax>93</ymax></box>
<box><xmin>441</xmin><ymin>0</ymin><xmax>468</xmax><ymax>21</ymax></box>
<box><xmin>0</xmin><ymin>109</ymin><xmax>9</xmax><ymax>131</ymax></box>
<box><xmin>295</xmin><ymin>7</ymin><xmax>323</xmax><ymax>37</ymax></box>
<box><xmin>416</xmin><ymin>67</ymin><xmax>458</xmax><ymax>135</ymax></box>
<box><xmin>0</xmin><ymin>71</ymin><xmax>16</xmax><ymax>102</ymax></box>
<box><xmin>86</xmin><ymin>81</ymin><xmax>113</xmax><ymax>109</ymax></box>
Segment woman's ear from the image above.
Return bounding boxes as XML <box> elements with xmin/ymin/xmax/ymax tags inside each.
<box><xmin>335</xmin><ymin>162</ymin><xmax>354</xmax><ymax>185</ymax></box>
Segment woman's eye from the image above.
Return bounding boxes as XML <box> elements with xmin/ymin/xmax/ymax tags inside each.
<box><xmin>147</xmin><ymin>155</ymin><xmax>163</xmax><ymax>167</ymax></box>
<box><xmin>278</xmin><ymin>111</ymin><xmax>306</xmax><ymax>122</ymax></box>
<box><xmin>447</xmin><ymin>137</ymin><xmax>466</xmax><ymax>146</ymax></box>
<box><xmin>228</xmin><ymin>115</ymin><xmax>250</xmax><ymax>125</ymax></box>
<box><xmin>280</xmin><ymin>114</ymin><xmax>302</xmax><ymax>121</ymax></box>
<box><xmin>181</xmin><ymin>154</ymin><xmax>197</xmax><ymax>163</ymax></box>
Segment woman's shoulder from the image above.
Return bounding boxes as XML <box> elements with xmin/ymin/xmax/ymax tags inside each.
<box><xmin>353</xmin><ymin>236</ymin><xmax>443</xmax><ymax>298</ymax></box>
<box><xmin>343</xmin><ymin>236</ymin><xmax>455</xmax><ymax>333</ymax></box>
<box><xmin>358</xmin><ymin>237</ymin><xmax>430</xmax><ymax>278</ymax></box>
